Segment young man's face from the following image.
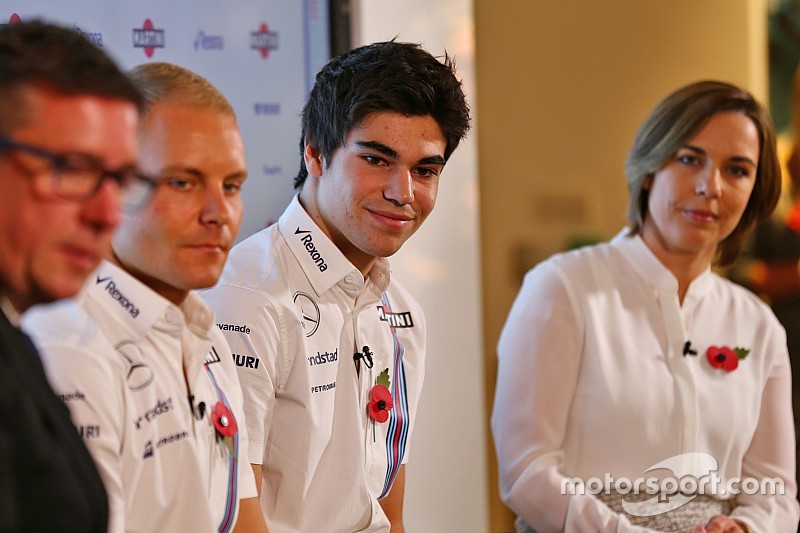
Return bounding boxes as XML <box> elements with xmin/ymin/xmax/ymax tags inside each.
<box><xmin>301</xmin><ymin>111</ymin><xmax>447</xmax><ymax>274</ymax></box>
<box><xmin>113</xmin><ymin>103</ymin><xmax>247</xmax><ymax>305</ymax></box>
<box><xmin>0</xmin><ymin>85</ymin><xmax>138</xmax><ymax>311</ymax></box>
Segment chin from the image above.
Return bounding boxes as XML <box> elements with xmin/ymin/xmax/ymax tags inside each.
<box><xmin>38</xmin><ymin>281</ymin><xmax>85</xmax><ymax>305</ymax></box>
<box><xmin>183</xmin><ymin>272</ymin><xmax>224</xmax><ymax>291</ymax></box>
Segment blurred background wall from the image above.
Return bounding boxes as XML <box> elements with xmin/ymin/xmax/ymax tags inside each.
<box><xmin>474</xmin><ymin>1</ymin><xmax>768</xmax><ymax>530</ymax></box>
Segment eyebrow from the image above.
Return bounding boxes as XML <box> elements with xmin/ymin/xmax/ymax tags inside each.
<box><xmin>355</xmin><ymin>140</ymin><xmax>446</xmax><ymax>167</ymax></box>
<box><xmin>682</xmin><ymin>144</ymin><xmax>757</xmax><ymax>167</ymax></box>
<box><xmin>158</xmin><ymin>165</ymin><xmax>249</xmax><ymax>180</ymax></box>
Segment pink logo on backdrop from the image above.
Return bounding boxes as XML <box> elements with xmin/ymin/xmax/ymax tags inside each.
<box><xmin>132</xmin><ymin>18</ymin><xmax>165</xmax><ymax>58</ymax></box>
<box><xmin>250</xmin><ymin>22</ymin><xmax>278</xmax><ymax>59</ymax></box>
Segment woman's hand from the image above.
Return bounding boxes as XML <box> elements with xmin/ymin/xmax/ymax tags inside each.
<box><xmin>680</xmin><ymin>514</ymin><xmax>749</xmax><ymax>533</ymax></box>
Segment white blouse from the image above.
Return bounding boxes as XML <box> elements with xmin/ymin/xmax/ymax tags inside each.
<box><xmin>492</xmin><ymin>230</ymin><xmax>799</xmax><ymax>532</ymax></box>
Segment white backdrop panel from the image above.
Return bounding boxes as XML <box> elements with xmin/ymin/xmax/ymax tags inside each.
<box><xmin>2</xmin><ymin>2</ymin><xmax>330</xmax><ymax>241</ymax></box>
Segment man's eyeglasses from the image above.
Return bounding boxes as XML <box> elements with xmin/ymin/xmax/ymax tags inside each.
<box><xmin>0</xmin><ymin>136</ymin><xmax>156</xmax><ymax>210</ymax></box>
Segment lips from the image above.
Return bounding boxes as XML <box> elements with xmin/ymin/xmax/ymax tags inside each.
<box><xmin>62</xmin><ymin>243</ymin><xmax>102</xmax><ymax>271</ymax></box>
<box><xmin>682</xmin><ymin>208</ymin><xmax>718</xmax><ymax>223</ymax></box>
<box><xmin>368</xmin><ymin>208</ymin><xmax>414</xmax><ymax>221</ymax></box>
<box><xmin>185</xmin><ymin>242</ymin><xmax>228</xmax><ymax>252</ymax></box>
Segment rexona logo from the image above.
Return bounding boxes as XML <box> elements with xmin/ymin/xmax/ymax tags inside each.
<box><xmin>377</xmin><ymin>306</ymin><xmax>414</xmax><ymax>328</ymax></box>
<box><xmin>250</xmin><ymin>22</ymin><xmax>278</xmax><ymax>59</ymax></box>
<box><xmin>133</xmin><ymin>18</ymin><xmax>165</xmax><ymax>58</ymax></box>
<box><xmin>73</xmin><ymin>24</ymin><xmax>103</xmax><ymax>47</ymax></box>
<box><xmin>96</xmin><ymin>275</ymin><xmax>140</xmax><ymax>318</ymax></box>
<box><xmin>194</xmin><ymin>30</ymin><xmax>223</xmax><ymax>51</ymax></box>
<box><xmin>294</xmin><ymin>227</ymin><xmax>327</xmax><ymax>272</ymax></box>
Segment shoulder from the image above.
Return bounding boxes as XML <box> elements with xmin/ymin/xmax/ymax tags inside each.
<box><xmin>22</xmin><ymin>299</ymin><xmax>123</xmax><ymax>392</ymax></box>
<box><xmin>707</xmin><ymin>272</ymin><xmax>780</xmax><ymax>325</ymax></box>
<box><xmin>522</xmin><ymin>240</ymin><xmax>614</xmax><ymax>289</ymax></box>
<box><xmin>23</xmin><ymin>298</ymin><xmax>111</xmax><ymax>356</ymax></box>
<box><xmin>384</xmin><ymin>277</ymin><xmax>426</xmax><ymax>327</ymax></box>
<box><xmin>218</xmin><ymin>226</ymin><xmax>284</xmax><ymax>289</ymax></box>
<box><xmin>209</xmin><ymin>226</ymin><xmax>293</xmax><ymax>307</ymax></box>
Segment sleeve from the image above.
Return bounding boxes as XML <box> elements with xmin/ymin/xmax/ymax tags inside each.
<box><xmin>0</xmin><ymin>360</ymin><xmax>20</xmax><ymax>531</ymax></box>
<box><xmin>729</xmin><ymin>331</ymin><xmax>800</xmax><ymax>532</ymax></box>
<box><xmin>401</xmin><ymin>305</ymin><xmax>426</xmax><ymax>466</ymax></box>
<box><xmin>491</xmin><ymin>261</ymin><xmax>655</xmax><ymax>533</ymax></box>
<box><xmin>202</xmin><ymin>284</ymin><xmax>285</xmax><ymax>466</ymax></box>
<box><xmin>37</xmin><ymin>343</ymin><xmax>127</xmax><ymax>533</ymax></box>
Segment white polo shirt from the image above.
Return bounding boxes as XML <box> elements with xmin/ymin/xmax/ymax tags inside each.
<box><xmin>202</xmin><ymin>195</ymin><xmax>426</xmax><ymax>533</ymax></box>
<box><xmin>23</xmin><ymin>261</ymin><xmax>256</xmax><ymax>533</ymax></box>
<box><xmin>492</xmin><ymin>230</ymin><xmax>799</xmax><ymax>532</ymax></box>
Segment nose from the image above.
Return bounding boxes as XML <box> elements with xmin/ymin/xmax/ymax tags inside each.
<box><xmin>199</xmin><ymin>184</ymin><xmax>232</xmax><ymax>226</ymax></box>
<box><xmin>694</xmin><ymin>166</ymin><xmax>722</xmax><ymax>199</ymax></box>
<box><xmin>80</xmin><ymin>178</ymin><xmax>121</xmax><ymax>231</ymax></box>
<box><xmin>383</xmin><ymin>168</ymin><xmax>414</xmax><ymax>206</ymax></box>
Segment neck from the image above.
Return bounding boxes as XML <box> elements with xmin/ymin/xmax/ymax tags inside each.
<box><xmin>109</xmin><ymin>252</ymin><xmax>188</xmax><ymax>307</ymax></box>
<box><xmin>297</xmin><ymin>190</ymin><xmax>377</xmax><ymax>277</ymax></box>
<box><xmin>662</xmin><ymin>255</ymin><xmax>709</xmax><ymax>305</ymax></box>
<box><xmin>0</xmin><ymin>294</ymin><xmax>22</xmax><ymax>326</ymax></box>
<box><xmin>639</xmin><ymin>228</ymin><xmax>713</xmax><ymax>305</ymax></box>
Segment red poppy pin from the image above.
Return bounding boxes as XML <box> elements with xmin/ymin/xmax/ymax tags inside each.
<box><xmin>706</xmin><ymin>345</ymin><xmax>750</xmax><ymax>373</ymax></box>
<box><xmin>210</xmin><ymin>401</ymin><xmax>238</xmax><ymax>455</ymax></box>
<box><xmin>367</xmin><ymin>368</ymin><xmax>393</xmax><ymax>441</ymax></box>
<box><xmin>368</xmin><ymin>384</ymin><xmax>394</xmax><ymax>423</ymax></box>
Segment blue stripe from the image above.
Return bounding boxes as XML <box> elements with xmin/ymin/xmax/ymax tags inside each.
<box><xmin>206</xmin><ymin>366</ymin><xmax>239</xmax><ymax>533</ymax></box>
<box><xmin>379</xmin><ymin>294</ymin><xmax>410</xmax><ymax>498</ymax></box>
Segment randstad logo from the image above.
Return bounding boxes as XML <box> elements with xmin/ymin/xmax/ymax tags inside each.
<box><xmin>133</xmin><ymin>18</ymin><xmax>165</xmax><ymax>58</ymax></box>
<box><xmin>561</xmin><ymin>452</ymin><xmax>785</xmax><ymax>517</ymax></box>
<box><xmin>295</xmin><ymin>227</ymin><xmax>327</xmax><ymax>272</ymax></box>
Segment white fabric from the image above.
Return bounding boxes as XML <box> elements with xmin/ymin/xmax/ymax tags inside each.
<box><xmin>492</xmin><ymin>230</ymin><xmax>799</xmax><ymax>533</ymax></box>
<box><xmin>202</xmin><ymin>195</ymin><xmax>426</xmax><ymax>533</ymax></box>
<box><xmin>23</xmin><ymin>260</ymin><xmax>256</xmax><ymax>533</ymax></box>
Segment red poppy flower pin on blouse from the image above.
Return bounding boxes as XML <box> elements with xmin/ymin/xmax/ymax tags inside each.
<box><xmin>706</xmin><ymin>345</ymin><xmax>750</xmax><ymax>373</ymax></box>
<box><xmin>210</xmin><ymin>401</ymin><xmax>238</xmax><ymax>455</ymax></box>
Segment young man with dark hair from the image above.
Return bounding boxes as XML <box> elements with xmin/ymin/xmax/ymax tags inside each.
<box><xmin>203</xmin><ymin>41</ymin><xmax>471</xmax><ymax>532</ymax></box>
<box><xmin>0</xmin><ymin>20</ymin><xmax>143</xmax><ymax>532</ymax></box>
<box><xmin>24</xmin><ymin>62</ymin><xmax>265</xmax><ymax>533</ymax></box>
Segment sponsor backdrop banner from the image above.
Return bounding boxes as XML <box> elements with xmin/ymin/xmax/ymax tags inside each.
<box><xmin>3</xmin><ymin>1</ymin><xmax>330</xmax><ymax>241</ymax></box>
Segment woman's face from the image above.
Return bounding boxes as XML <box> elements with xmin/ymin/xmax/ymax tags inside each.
<box><xmin>641</xmin><ymin>111</ymin><xmax>759</xmax><ymax>267</ymax></box>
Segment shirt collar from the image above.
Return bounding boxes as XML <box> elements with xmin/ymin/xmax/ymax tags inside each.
<box><xmin>85</xmin><ymin>260</ymin><xmax>215</xmax><ymax>341</ymax></box>
<box><xmin>0</xmin><ymin>296</ymin><xmax>20</xmax><ymax>327</ymax></box>
<box><xmin>278</xmin><ymin>195</ymin><xmax>391</xmax><ymax>296</ymax></box>
<box><xmin>612</xmin><ymin>228</ymin><xmax>714</xmax><ymax>299</ymax></box>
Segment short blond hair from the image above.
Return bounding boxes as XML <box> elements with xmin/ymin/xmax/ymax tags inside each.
<box><xmin>127</xmin><ymin>62</ymin><xmax>234</xmax><ymax>117</ymax></box>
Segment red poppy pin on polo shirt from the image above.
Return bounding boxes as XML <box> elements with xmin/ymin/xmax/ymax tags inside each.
<box><xmin>367</xmin><ymin>368</ymin><xmax>394</xmax><ymax>441</ymax></box>
<box><xmin>211</xmin><ymin>401</ymin><xmax>238</xmax><ymax>455</ymax></box>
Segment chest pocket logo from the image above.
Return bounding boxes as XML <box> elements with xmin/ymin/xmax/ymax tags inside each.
<box><xmin>115</xmin><ymin>340</ymin><xmax>154</xmax><ymax>391</ymax></box>
<box><xmin>293</xmin><ymin>291</ymin><xmax>320</xmax><ymax>337</ymax></box>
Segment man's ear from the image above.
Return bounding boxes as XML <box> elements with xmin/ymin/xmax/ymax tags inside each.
<box><xmin>304</xmin><ymin>143</ymin><xmax>324</xmax><ymax>178</ymax></box>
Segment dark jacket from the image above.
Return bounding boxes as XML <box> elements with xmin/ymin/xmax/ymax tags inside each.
<box><xmin>0</xmin><ymin>309</ymin><xmax>108</xmax><ymax>532</ymax></box>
